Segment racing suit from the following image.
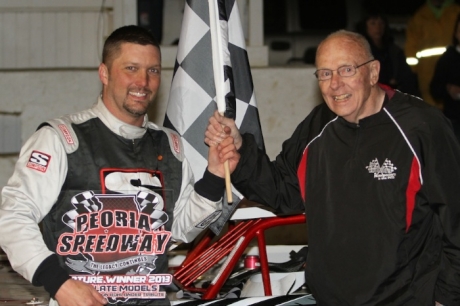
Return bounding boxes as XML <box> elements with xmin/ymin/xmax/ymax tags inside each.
<box><xmin>0</xmin><ymin>98</ymin><xmax>224</xmax><ymax>305</ymax></box>
<box><xmin>231</xmin><ymin>86</ymin><xmax>460</xmax><ymax>305</ymax></box>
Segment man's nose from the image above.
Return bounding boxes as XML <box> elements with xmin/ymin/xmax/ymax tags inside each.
<box><xmin>135</xmin><ymin>71</ymin><xmax>149</xmax><ymax>87</ymax></box>
<box><xmin>329</xmin><ymin>71</ymin><xmax>342</xmax><ymax>89</ymax></box>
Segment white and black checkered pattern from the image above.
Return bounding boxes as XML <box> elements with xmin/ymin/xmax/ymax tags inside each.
<box><xmin>135</xmin><ymin>191</ymin><xmax>169</xmax><ymax>230</ymax></box>
<box><xmin>164</xmin><ymin>0</ymin><xmax>265</xmax><ymax>235</ymax></box>
<box><xmin>172</xmin><ymin>294</ymin><xmax>316</xmax><ymax>305</ymax></box>
<box><xmin>63</xmin><ymin>191</ymin><xmax>103</xmax><ymax>229</ymax></box>
<box><xmin>63</xmin><ymin>191</ymin><xmax>168</xmax><ymax>231</ymax></box>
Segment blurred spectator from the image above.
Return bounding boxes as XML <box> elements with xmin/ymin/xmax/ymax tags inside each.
<box><xmin>137</xmin><ymin>0</ymin><xmax>163</xmax><ymax>44</ymax></box>
<box><xmin>405</xmin><ymin>0</ymin><xmax>460</xmax><ymax>108</ymax></box>
<box><xmin>430</xmin><ymin>13</ymin><xmax>460</xmax><ymax>143</ymax></box>
<box><xmin>356</xmin><ymin>10</ymin><xmax>420</xmax><ymax>96</ymax></box>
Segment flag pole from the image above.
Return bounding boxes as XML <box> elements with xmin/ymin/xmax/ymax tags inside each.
<box><xmin>208</xmin><ymin>0</ymin><xmax>233</xmax><ymax>203</ymax></box>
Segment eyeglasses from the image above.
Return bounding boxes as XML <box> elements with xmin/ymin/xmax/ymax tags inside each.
<box><xmin>314</xmin><ymin>59</ymin><xmax>375</xmax><ymax>81</ymax></box>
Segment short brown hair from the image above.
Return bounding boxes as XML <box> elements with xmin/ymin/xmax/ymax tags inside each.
<box><xmin>102</xmin><ymin>25</ymin><xmax>160</xmax><ymax>66</ymax></box>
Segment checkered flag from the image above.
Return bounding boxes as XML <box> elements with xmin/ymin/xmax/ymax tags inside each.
<box><xmin>164</xmin><ymin>0</ymin><xmax>265</xmax><ymax>235</ymax></box>
<box><xmin>63</xmin><ymin>191</ymin><xmax>103</xmax><ymax>230</ymax></box>
<box><xmin>135</xmin><ymin>191</ymin><xmax>169</xmax><ymax>230</ymax></box>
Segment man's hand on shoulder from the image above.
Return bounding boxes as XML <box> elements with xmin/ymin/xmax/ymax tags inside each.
<box><xmin>55</xmin><ymin>279</ymin><xmax>107</xmax><ymax>306</ymax></box>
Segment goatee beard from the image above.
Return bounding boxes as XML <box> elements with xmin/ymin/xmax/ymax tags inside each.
<box><xmin>123</xmin><ymin>103</ymin><xmax>151</xmax><ymax>117</ymax></box>
<box><xmin>124</xmin><ymin>105</ymin><xmax>148</xmax><ymax>117</ymax></box>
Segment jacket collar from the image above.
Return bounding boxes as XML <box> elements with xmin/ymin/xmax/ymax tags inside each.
<box><xmin>92</xmin><ymin>96</ymin><xmax>148</xmax><ymax>139</ymax></box>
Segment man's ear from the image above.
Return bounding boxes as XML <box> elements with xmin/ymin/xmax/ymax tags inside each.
<box><xmin>369</xmin><ymin>60</ymin><xmax>380</xmax><ymax>85</ymax></box>
<box><xmin>98</xmin><ymin>63</ymin><xmax>109</xmax><ymax>85</ymax></box>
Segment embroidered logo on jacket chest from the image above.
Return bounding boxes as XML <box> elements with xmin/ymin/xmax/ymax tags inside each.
<box><xmin>366</xmin><ymin>158</ymin><xmax>397</xmax><ymax>180</ymax></box>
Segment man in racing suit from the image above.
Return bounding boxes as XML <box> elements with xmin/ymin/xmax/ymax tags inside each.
<box><xmin>0</xmin><ymin>26</ymin><xmax>239</xmax><ymax>306</ymax></box>
<box><xmin>206</xmin><ymin>30</ymin><xmax>460</xmax><ymax>305</ymax></box>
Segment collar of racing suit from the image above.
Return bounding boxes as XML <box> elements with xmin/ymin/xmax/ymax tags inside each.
<box><xmin>92</xmin><ymin>96</ymin><xmax>148</xmax><ymax>140</ymax></box>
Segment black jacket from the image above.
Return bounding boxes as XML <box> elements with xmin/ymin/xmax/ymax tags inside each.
<box><xmin>232</xmin><ymin>87</ymin><xmax>460</xmax><ymax>305</ymax></box>
<box><xmin>430</xmin><ymin>45</ymin><xmax>460</xmax><ymax>121</ymax></box>
<box><xmin>371</xmin><ymin>42</ymin><xmax>420</xmax><ymax>97</ymax></box>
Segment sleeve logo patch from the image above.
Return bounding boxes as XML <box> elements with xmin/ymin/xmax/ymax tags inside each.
<box><xmin>27</xmin><ymin>150</ymin><xmax>51</xmax><ymax>173</ymax></box>
<box><xmin>58</xmin><ymin>124</ymin><xmax>75</xmax><ymax>144</ymax></box>
<box><xmin>171</xmin><ymin>134</ymin><xmax>180</xmax><ymax>154</ymax></box>
<box><xmin>195</xmin><ymin>210</ymin><xmax>222</xmax><ymax>229</ymax></box>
